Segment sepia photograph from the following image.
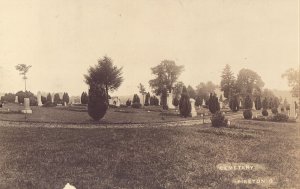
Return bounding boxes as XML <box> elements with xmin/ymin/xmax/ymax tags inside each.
<box><xmin>0</xmin><ymin>0</ymin><xmax>299</xmax><ymax>188</ymax></box>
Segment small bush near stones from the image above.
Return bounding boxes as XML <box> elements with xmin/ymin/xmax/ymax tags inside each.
<box><xmin>262</xmin><ymin>109</ymin><xmax>268</xmax><ymax>116</ymax></box>
<box><xmin>271</xmin><ymin>108</ymin><xmax>278</xmax><ymax>114</ymax></box>
<box><xmin>271</xmin><ymin>113</ymin><xmax>289</xmax><ymax>122</ymax></box>
<box><xmin>243</xmin><ymin>109</ymin><xmax>252</xmax><ymax>119</ymax></box>
<box><xmin>211</xmin><ymin>111</ymin><xmax>228</xmax><ymax>127</ymax></box>
<box><xmin>42</xmin><ymin>102</ymin><xmax>56</xmax><ymax>107</ymax></box>
<box><xmin>131</xmin><ymin>102</ymin><xmax>142</xmax><ymax>109</ymax></box>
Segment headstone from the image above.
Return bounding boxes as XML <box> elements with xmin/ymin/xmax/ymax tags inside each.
<box><xmin>239</xmin><ymin>100</ymin><xmax>242</xmax><ymax>108</ymax></box>
<box><xmin>167</xmin><ymin>92</ymin><xmax>175</xmax><ymax>109</ymax></box>
<box><xmin>202</xmin><ymin>99</ymin><xmax>205</xmax><ymax>106</ymax></box>
<box><xmin>220</xmin><ymin>102</ymin><xmax>223</xmax><ymax>109</ymax></box>
<box><xmin>21</xmin><ymin>98</ymin><xmax>32</xmax><ymax>114</ymax></box>
<box><xmin>252</xmin><ymin>102</ymin><xmax>256</xmax><ymax>110</ymax></box>
<box><xmin>277</xmin><ymin>106</ymin><xmax>281</xmax><ymax>113</ymax></box>
<box><xmin>51</xmin><ymin>93</ymin><xmax>55</xmax><ymax>103</ymax></box>
<box><xmin>190</xmin><ymin>98</ymin><xmax>197</xmax><ymax>117</ymax></box>
<box><xmin>37</xmin><ymin>91</ymin><xmax>42</xmax><ymax>106</ymax></box>
<box><xmin>15</xmin><ymin>96</ymin><xmax>18</xmax><ymax>103</ymax></box>
<box><xmin>64</xmin><ymin>102</ymin><xmax>67</xmax><ymax>106</ymax></box>
<box><xmin>290</xmin><ymin>102</ymin><xmax>297</xmax><ymax>119</ymax></box>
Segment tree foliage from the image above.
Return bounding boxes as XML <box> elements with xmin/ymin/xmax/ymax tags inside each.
<box><xmin>220</xmin><ymin>64</ymin><xmax>235</xmax><ymax>99</ymax></box>
<box><xmin>244</xmin><ymin>95</ymin><xmax>253</xmax><ymax>109</ymax></box>
<box><xmin>282</xmin><ymin>68</ymin><xmax>299</xmax><ymax>98</ymax></box>
<box><xmin>179</xmin><ymin>86</ymin><xmax>191</xmax><ymax>117</ymax></box>
<box><xmin>81</xmin><ymin>92</ymin><xmax>88</xmax><ymax>104</ymax></box>
<box><xmin>62</xmin><ymin>93</ymin><xmax>70</xmax><ymax>104</ymax></box>
<box><xmin>173</xmin><ymin>81</ymin><xmax>184</xmax><ymax>99</ymax></box>
<box><xmin>236</xmin><ymin>69</ymin><xmax>264</xmax><ymax>98</ymax></box>
<box><xmin>149</xmin><ymin>60</ymin><xmax>184</xmax><ymax>95</ymax></box>
<box><xmin>46</xmin><ymin>93</ymin><xmax>52</xmax><ymax>103</ymax></box>
<box><xmin>15</xmin><ymin>64</ymin><xmax>32</xmax><ymax>91</ymax></box>
<box><xmin>187</xmin><ymin>85</ymin><xmax>196</xmax><ymax>99</ymax></box>
<box><xmin>53</xmin><ymin>93</ymin><xmax>61</xmax><ymax>105</ymax></box>
<box><xmin>262</xmin><ymin>97</ymin><xmax>268</xmax><ymax>109</ymax></box>
<box><xmin>255</xmin><ymin>96</ymin><xmax>262</xmax><ymax>110</ymax></box>
<box><xmin>229</xmin><ymin>95</ymin><xmax>239</xmax><ymax>112</ymax></box>
<box><xmin>208</xmin><ymin>93</ymin><xmax>220</xmax><ymax>114</ymax></box>
<box><xmin>195</xmin><ymin>81</ymin><xmax>217</xmax><ymax>104</ymax></box>
<box><xmin>84</xmin><ymin>56</ymin><xmax>123</xmax><ymax>103</ymax></box>
<box><xmin>88</xmin><ymin>85</ymin><xmax>108</xmax><ymax>121</ymax></box>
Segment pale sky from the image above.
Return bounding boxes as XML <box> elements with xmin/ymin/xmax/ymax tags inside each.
<box><xmin>0</xmin><ymin>0</ymin><xmax>299</xmax><ymax>96</ymax></box>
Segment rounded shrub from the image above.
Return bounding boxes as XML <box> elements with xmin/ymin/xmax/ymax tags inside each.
<box><xmin>208</xmin><ymin>93</ymin><xmax>220</xmax><ymax>114</ymax></box>
<box><xmin>131</xmin><ymin>102</ymin><xmax>142</xmax><ymax>108</ymax></box>
<box><xmin>88</xmin><ymin>86</ymin><xmax>108</xmax><ymax>121</ymax></box>
<box><xmin>126</xmin><ymin>99</ymin><xmax>132</xmax><ymax>106</ymax></box>
<box><xmin>243</xmin><ymin>109</ymin><xmax>252</xmax><ymax>119</ymax></box>
<box><xmin>229</xmin><ymin>96</ymin><xmax>239</xmax><ymax>112</ymax></box>
<box><xmin>172</xmin><ymin>97</ymin><xmax>179</xmax><ymax>107</ymax></box>
<box><xmin>262</xmin><ymin>109</ymin><xmax>268</xmax><ymax>116</ymax></box>
<box><xmin>271</xmin><ymin>108</ymin><xmax>278</xmax><ymax>114</ymax></box>
<box><xmin>211</xmin><ymin>111</ymin><xmax>228</xmax><ymax>127</ymax></box>
<box><xmin>179</xmin><ymin>86</ymin><xmax>191</xmax><ymax>117</ymax></box>
<box><xmin>271</xmin><ymin>113</ymin><xmax>289</xmax><ymax>122</ymax></box>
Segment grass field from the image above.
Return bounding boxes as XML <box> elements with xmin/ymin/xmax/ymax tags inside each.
<box><xmin>0</xmin><ymin>103</ymin><xmax>231</xmax><ymax>124</ymax></box>
<box><xmin>0</xmin><ymin>119</ymin><xmax>299</xmax><ymax>188</ymax></box>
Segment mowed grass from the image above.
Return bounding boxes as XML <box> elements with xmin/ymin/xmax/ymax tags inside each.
<box><xmin>0</xmin><ymin>120</ymin><xmax>299</xmax><ymax>188</ymax></box>
<box><xmin>0</xmin><ymin>103</ymin><xmax>216</xmax><ymax>124</ymax></box>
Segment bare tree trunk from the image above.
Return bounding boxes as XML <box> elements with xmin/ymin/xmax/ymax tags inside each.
<box><xmin>24</xmin><ymin>79</ymin><xmax>27</xmax><ymax>92</ymax></box>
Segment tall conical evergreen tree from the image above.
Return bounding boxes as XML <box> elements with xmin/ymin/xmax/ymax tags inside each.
<box><xmin>179</xmin><ymin>86</ymin><xmax>191</xmax><ymax>117</ymax></box>
<box><xmin>255</xmin><ymin>96</ymin><xmax>262</xmax><ymax>110</ymax></box>
<box><xmin>220</xmin><ymin>64</ymin><xmax>235</xmax><ymax>99</ymax></box>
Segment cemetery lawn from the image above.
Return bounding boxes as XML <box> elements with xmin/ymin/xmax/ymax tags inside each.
<box><xmin>0</xmin><ymin>103</ymin><xmax>227</xmax><ymax>124</ymax></box>
<box><xmin>0</xmin><ymin>119</ymin><xmax>299</xmax><ymax>188</ymax></box>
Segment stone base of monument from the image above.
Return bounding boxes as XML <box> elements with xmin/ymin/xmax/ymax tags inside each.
<box><xmin>21</xmin><ymin>109</ymin><xmax>32</xmax><ymax>114</ymax></box>
<box><xmin>190</xmin><ymin>110</ymin><xmax>197</xmax><ymax>117</ymax></box>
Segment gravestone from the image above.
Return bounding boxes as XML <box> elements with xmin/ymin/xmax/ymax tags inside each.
<box><xmin>21</xmin><ymin>98</ymin><xmax>32</xmax><ymax>114</ymax></box>
<box><xmin>239</xmin><ymin>100</ymin><xmax>242</xmax><ymax>108</ymax></box>
<box><xmin>220</xmin><ymin>101</ymin><xmax>223</xmax><ymax>109</ymax></box>
<box><xmin>15</xmin><ymin>96</ymin><xmax>18</xmax><ymax>103</ymax></box>
<box><xmin>202</xmin><ymin>99</ymin><xmax>205</xmax><ymax>106</ymax></box>
<box><xmin>252</xmin><ymin>102</ymin><xmax>256</xmax><ymax>110</ymax></box>
<box><xmin>167</xmin><ymin>92</ymin><xmax>175</xmax><ymax>109</ymax></box>
<box><xmin>51</xmin><ymin>93</ymin><xmax>55</xmax><ymax>103</ymax></box>
<box><xmin>290</xmin><ymin>102</ymin><xmax>297</xmax><ymax>119</ymax></box>
<box><xmin>190</xmin><ymin>98</ymin><xmax>197</xmax><ymax>117</ymax></box>
<box><xmin>37</xmin><ymin>91</ymin><xmax>42</xmax><ymax>106</ymax></box>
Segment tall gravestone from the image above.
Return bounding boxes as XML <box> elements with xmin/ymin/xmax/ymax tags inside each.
<box><xmin>37</xmin><ymin>92</ymin><xmax>42</xmax><ymax>106</ymax></box>
<box><xmin>51</xmin><ymin>93</ymin><xmax>55</xmax><ymax>103</ymax></box>
<box><xmin>290</xmin><ymin>102</ymin><xmax>297</xmax><ymax>119</ymax></box>
<box><xmin>21</xmin><ymin>98</ymin><xmax>32</xmax><ymax>114</ymax></box>
<box><xmin>202</xmin><ymin>99</ymin><xmax>205</xmax><ymax>106</ymax></box>
<box><xmin>167</xmin><ymin>92</ymin><xmax>175</xmax><ymax>109</ymax></box>
<box><xmin>15</xmin><ymin>96</ymin><xmax>18</xmax><ymax>103</ymax></box>
<box><xmin>190</xmin><ymin>98</ymin><xmax>197</xmax><ymax>117</ymax></box>
<box><xmin>252</xmin><ymin>102</ymin><xmax>256</xmax><ymax>110</ymax></box>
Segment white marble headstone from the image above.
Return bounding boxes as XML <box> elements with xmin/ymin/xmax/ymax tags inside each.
<box><xmin>190</xmin><ymin>98</ymin><xmax>197</xmax><ymax>117</ymax></box>
<box><xmin>167</xmin><ymin>92</ymin><xmax>175</xmax><ymax>109</ymax></box>
<box><xmin>290</xmin><ymin>102</ymin><xmax>297</xmax><ymax>119</ymax></box>
<box><xmin>37</xmin><ymin>91</ymin><xmax>42</xmax><ymax>106</ymax></box>
<box><xmin>21</xmin><ymin>98</ymin><xmax>32</xmax><ymax>114</ymax></box>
